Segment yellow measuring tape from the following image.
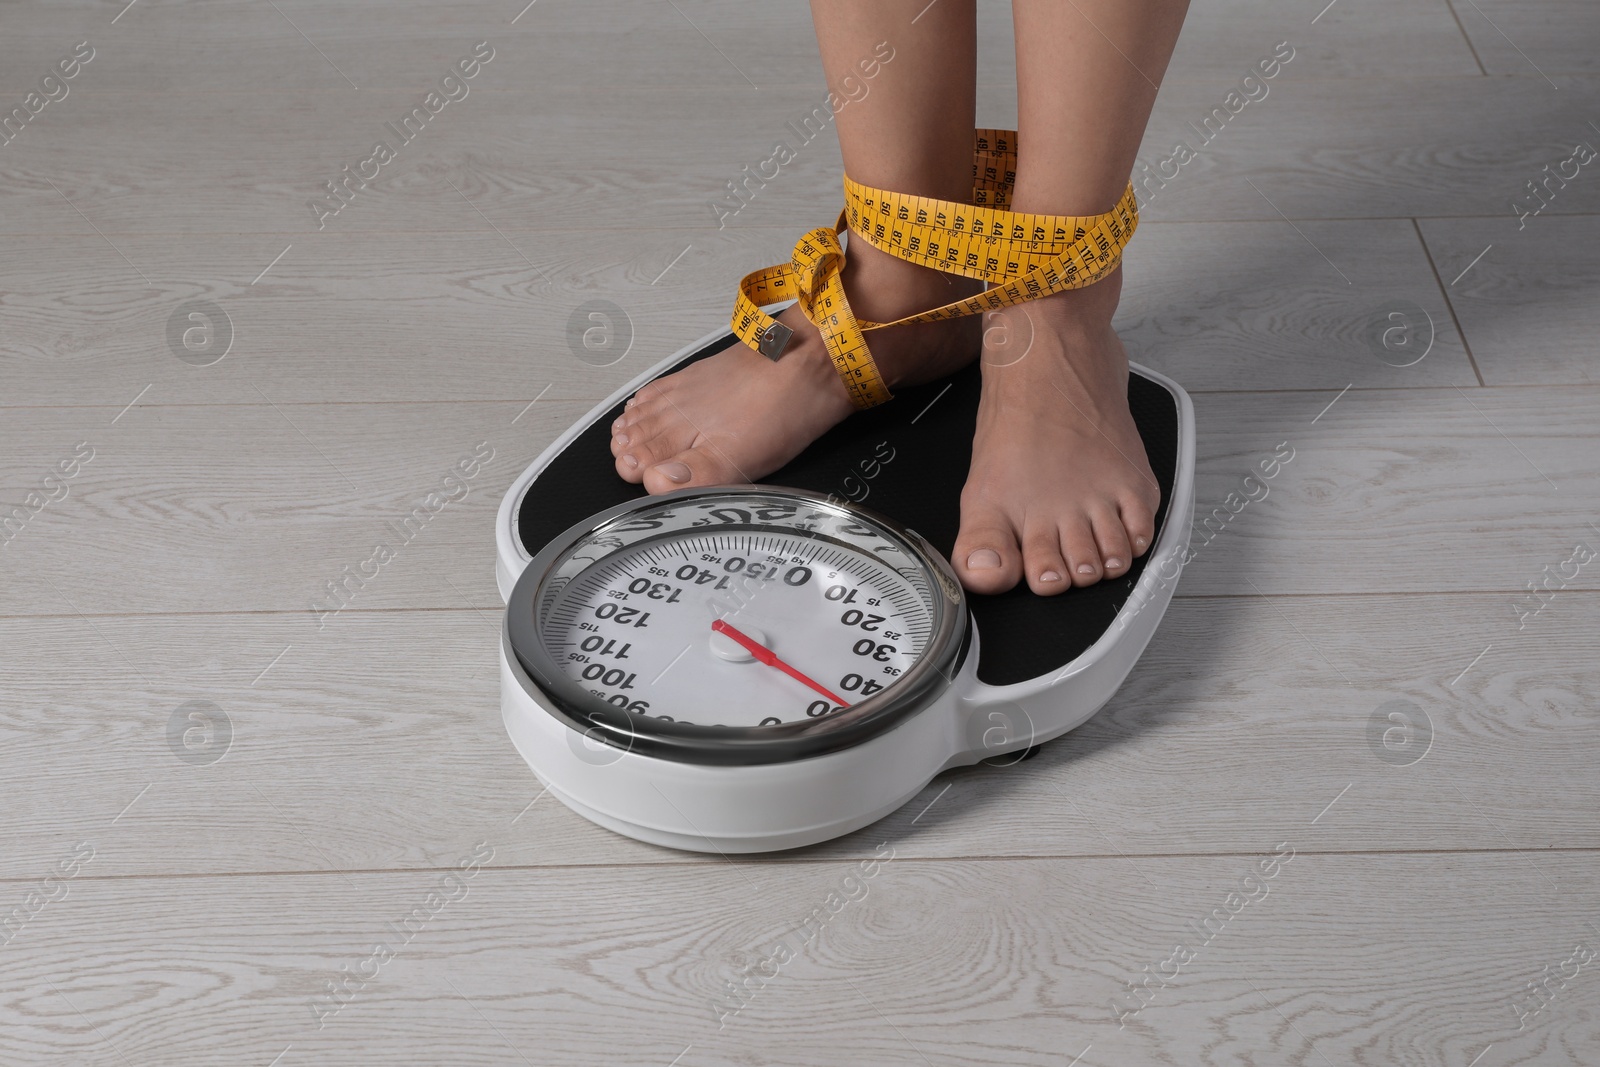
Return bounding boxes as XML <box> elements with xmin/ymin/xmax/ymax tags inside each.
<box><xmin>731</xmin><ymin>129</ymin><xmax>1138</xmax><ymax>409</ymax></box>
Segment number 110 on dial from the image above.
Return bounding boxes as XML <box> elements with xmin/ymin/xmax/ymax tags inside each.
<box><xmin>536</xmin><ymin>515</ymin><xmax>941</xmax><ymax>730</ymax></box>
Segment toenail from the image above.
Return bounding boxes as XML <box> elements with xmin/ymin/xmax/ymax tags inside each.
<box><xmin>657</xmin><ymin>461</ymin><xmax>691</xmax><ymax>483</ymax></box>
<box><xmin>1040</xmin><ymin>570</ymin><xmax>1062</xmax><ymax>582</ymax></box>
<box><xmin>967</xmin><ymin>549</ymin><xmax>1002</xmax><ymax>570</ymax></box>
<box><xmin>1106</xmin><ymin>557</ymin><xmax>1124</xmax><ymax>570</ymax></box>
<box><xmin>616</xmin><ymin>433</ymin><xmax>630</xmax><ymax>446</ymax></box>
<box><xmin>1076</xmin><ymin>563</ymin><xmax>1096</xmax><ymax>575</ymax></box>
<box><xmin>1134</xmin><ymin>537</ymin><xmax>1148</xmax><ymax>551</ymax></box>
<box><xmin>622</xmin><ymin>454</ymin><xmax>639</xmax><ymax>469</ymax></box>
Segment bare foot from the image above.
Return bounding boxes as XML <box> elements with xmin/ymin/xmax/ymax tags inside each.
<box><xmin>610</xmin><ymin>235</ymin><xmax>981</xmax><ymax>494</ymax></box>
<box><xmin>951</xmin><ymin>267</ymin><xmax>1161</xmax><ymax>596</ymax></box>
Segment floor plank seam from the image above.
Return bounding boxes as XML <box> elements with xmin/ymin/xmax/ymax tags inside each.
<box><xmin>9</xmin><ymin>211</ymin><xmax>1600</xmax><ymax>238</ymax></box>
<box><xmin>17</xmin><ymin>69</ymin><xmax>1582</xmax><ymax>96</ymax></box>
<box><xmin>6</xmin><ymin>585</ymin><xmax>1593</xmax><ymax>627</ymax></box>
<box><xmin>1412</xmin><ymin>216</ymin><xmax>1488</xmax><ymax>386</ymax></box>
<box><xmin>5</xmin><ymin>843</ymin><xmax>1595</xmax><ymax>889</ymax></box>
<box><xmin>5</xmin><ymin>382</ymin><xmax>1598</xmax><ymax>416</ymax></box>
<box><xmin>4</xmin><ymin>586</ymin><xmax>1598</xmax><ymax>622</ymax></box>
<box><xmin>1441</xmin><ymin>0</ymin><xmax>1493</xmax><ymax>77</ymax></box>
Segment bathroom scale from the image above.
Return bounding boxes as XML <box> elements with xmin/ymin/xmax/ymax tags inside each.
<box><xmin>495</xmin><ymin>309</ymin><xmax>1196</xmax><ymax>853</ymax></box>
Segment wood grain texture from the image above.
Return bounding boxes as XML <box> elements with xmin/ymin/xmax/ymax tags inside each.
<box><xmin>0</xmin><ymin>400</ymin><xmax>567</xmax><ymax>616</ymax></box>
<box><xmin>0</xmin><ymin>86</ymin><xmax>854</xmax><ymax>235</ymax></box>
<box><xmin>1116</xmin><ymin>218</ymin><xmax>1478</xmax><ymax>391</ymax></box>
<box><xmin>2</xmin><ymin>386</ymin><xmax>1593</xmax><ymax>620</ymax></box>
<box><xmin>1419</xmin><ymin>215</ymin><xmax>1600</xmax><ymax>385</ymax></box>
<box><xmin>0</xmin><ymin>228</ymin><xmax>802</xmax><ymax>408</ymax></box>
<box><xmin>7</xmin><ymin>76</ymin><xmax>1599</xmax><ymax>241</ymax></box>
<box><xmin>0</xmin><ymin>855</ymin><xmax>1593</xmax><ymax>1066</ymax></box>
<box><xmin>0</xmin><ymin>0</ymin><xmax>1481</xmax><ymax>93</ymax></box>
<box><xmin>1181</xmin><ymin>385</ymin><xmax>1599</xmax><ymax>595</ymax></box>
<box><xmin>0</xmin><ymin>588</ymin><xmax>1593</xmax><ymax>879</ymax></box>
<box><xmin>1169</xmin><ymin>0</ymin><xmax>1483</xmax><ymax>80</ymax></box>
<box><xmin>0</xmin><ymin>0</ymin><xmax>824</xmax><ymax>95</ymax></box>
<box><xmin>0</xmin><ymin>218</ymin><xmax>1474</xmax><ymax>409</ymax></box>
<box><xmin>1134</xmin><ymin>73</ymin><xmax>1600</xmax><ymax>223</ymax></box>
<box><xmin>1449</xmin><ymin>0</ymin><xmax>1600</xmax><ymax>76</ymax></box>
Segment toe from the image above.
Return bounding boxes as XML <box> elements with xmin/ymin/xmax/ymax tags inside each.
<box><xmin>614</xmin><ymin>450</ymin><xmax>645</xmax><ymax>483</ymax></box>
<box><xmin>613</xmin><ymin>426</ymin><xmax>665</xmax><ymax>483</ymax></box>
<box><xmin>610</xmin><ymin>409</ymin><xmax>643</xmax><ymax>457</ymax></box>
<box><xmin>612</xmin><ymin>409</ymin><xmax>690</xmax><ymax>481</ymax></box>
<box><xmin>1090</xmin><ymin>504</ymin><xmax>1134</xmax><ymax>579</ymax></box>
<box><xmin>952</xmin><ymin>504</ymin><xmax>1023</xmax><ymax>595</ymax></box>
<box><xmin>641</xmin><ymin>445</ymin><xmax>742</xmax><ymax>494</ymax></box>
<box><xmin>1059</xmin><ymin>512</ymin><xmax>1104</xmax><ymax>588</ymax></box>
<box><xmin>610</xmin><ymin>406</ymin><xmax>659</xmax><ymax>454</ymax></box>
<box><xmin>1120</xmin><ymin>494</ymin><xmax>1158</xmax><ymax>558</ymax></box>
<box><xmin>1021</xmin><ymin>516</ymin><xmax>1072</xmax><ymax>596</ymax></box>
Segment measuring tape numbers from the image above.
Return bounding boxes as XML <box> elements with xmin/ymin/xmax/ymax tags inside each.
<box><xmin>731</xmin><ymin>129</ymin><xmax>1138</xmax><ymax>410</ymax></box>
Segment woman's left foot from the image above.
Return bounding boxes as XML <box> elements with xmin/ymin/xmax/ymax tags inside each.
<box><xmin>952</xmin><ymin>267</ymin><xmax>1161</xmax><ymax>595</ymax></box>
<box><xmin>609</xmin><ymin>232</ymin><xmax>981</xmax><ymax>494</ymax></box>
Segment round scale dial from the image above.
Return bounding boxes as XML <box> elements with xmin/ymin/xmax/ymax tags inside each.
<box><xmin>508</xmin><ymin>488</ymin><xmax>966</xmax><ymax>765</ymax></box>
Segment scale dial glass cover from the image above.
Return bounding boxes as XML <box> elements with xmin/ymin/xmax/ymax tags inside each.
<box><xmin>508</xmin><ymin>488</ymin><xmax>966</xmax><ymax>765</ymax></box>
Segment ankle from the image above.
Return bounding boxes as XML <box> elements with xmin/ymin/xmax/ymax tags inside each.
<box><xmin>1026</xmin><ymin>266</ymin><xmax>1123</xmax><ymax>334</ymax></box>
<box><xmin>980</xmin><ymin>276</ymin><xmax>1130</xmax><ymax>393</ymax></box>
<box><xmin>841</xmin><ymin>230</ymin><xmax>982</xmax><ymax>323</ymax></box>
<box><xmin>780</xmin><ymin>324</ymin><xmax>864</xmax><ymax>421</ymax></box>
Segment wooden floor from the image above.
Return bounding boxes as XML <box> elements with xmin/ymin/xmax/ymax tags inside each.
<box><xmin>3</xmin><ymin>0</ymin><xmax>1597</xmax><ymax>1063</ymax></box>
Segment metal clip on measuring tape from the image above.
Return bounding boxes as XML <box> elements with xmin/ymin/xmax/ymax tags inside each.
<box><xmin>731</xmin><ymin>128</ymin><xmax>1139</xmax><ymax>409</ymax></box>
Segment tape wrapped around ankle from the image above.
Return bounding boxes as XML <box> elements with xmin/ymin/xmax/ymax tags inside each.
<box><xmin>731</xmin><ymin>128</ymin><xmax>1139</xmax><ymax>410</ymax></box>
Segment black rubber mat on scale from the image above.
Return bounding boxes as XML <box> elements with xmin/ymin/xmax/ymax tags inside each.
<box><xmin>518</xmin><ymin>335</ymin><xmax>1177</xmax><ymax>686</ymax></box>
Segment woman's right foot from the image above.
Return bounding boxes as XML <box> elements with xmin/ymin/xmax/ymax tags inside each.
<box><xmin>951</xmin><ymin>267</ymin><xmax>1161</xmax><ymax>597</ymax></box>
<box><xmin>610</xmin><ymin>237</ymin><xmax>982</xmax><ymax>495</ymax></box>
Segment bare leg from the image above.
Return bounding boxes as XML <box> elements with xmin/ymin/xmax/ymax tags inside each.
<box><xmin>951</xmin><ymin>0</ymin><xmax>1190</xmax><ymax>595</ymax></box>
<box><xmin>611</xmin><ymin>1</ymin><xmax>983</xmax><ymax>494</ymax></box>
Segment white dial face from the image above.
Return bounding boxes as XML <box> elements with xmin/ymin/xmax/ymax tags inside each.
<box><xmin>539</xmin><ymin>530</ymin><xmax>936</xmax><ymax>727</ymax></box>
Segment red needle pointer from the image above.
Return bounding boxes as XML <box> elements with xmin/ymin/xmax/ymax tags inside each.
<box><xmin>711</xmin><ymin>619</ymin><xmax>849</xmax><ymax>706</ymax></box>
